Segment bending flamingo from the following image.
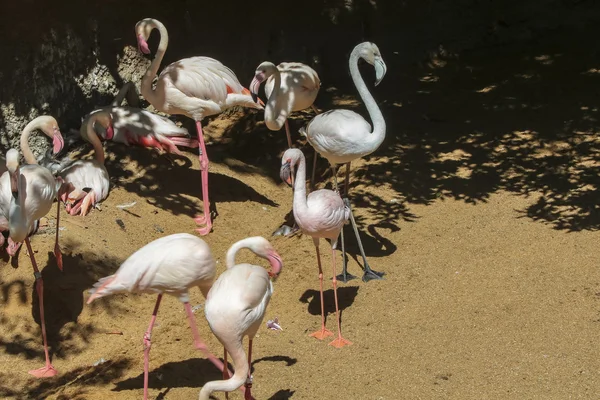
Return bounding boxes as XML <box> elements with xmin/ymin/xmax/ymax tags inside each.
<box><xmin>58</xmin><ymin>112</ymin><xmax>110</xmax><ymax>216</ymax></box>
<box><xmin>280</xmin><ymin>148</ymin><xmax>351</xmax><ymax>348</ymax></box>
<box><xmin>301</xmin><ymin>42</ymin><xmax>387</xmax><ymax>283</ymax></box>
<box><xmin>3</xmin><ymin>116</ymin><xmax>65</xmax><ymax>257</ymax></box>
<box><xmin>200</xmin><ymin>236</ymin><xmax>283</xmax><ymax>400</ymax></box>
<box><xmin>249</xmin><ymin>61</ymin><xmax>320</xmax><ymax>149</ymax></box>
<box><xmin>6</xmin><ymin>148</ymin><xmax>64</xmax><ymax>377</ymax></box>
<box><xmin>87</xmin><ymin>233</ymin><xmax>235</xmax><ymax>400</ymax></box>
<box><xmin>135</xmin><ymin>18</ymin><xmax>263</xmax><ymax>235</ymax></box>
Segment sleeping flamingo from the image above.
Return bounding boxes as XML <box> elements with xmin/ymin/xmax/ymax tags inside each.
<box><xmin>6</xmin><ymin>147</ymin><xmax>64</xmax><ymax>377</ymax></box>
<box><xmin>58</xmin><ymin>112</ymin><xmax>110</xmax><ymax>216</ymax></box>
<box><xmin>249</xmin><ymin>61</ymin><xmax>320</xmax><ymax>149</ymax></box>
<box><xmin>87</xmin><ymin>233</ymin><xmax>234</xmax><ymax>400</ymax></box>
<box><xmin>135</xmin><ymin>17</ymin><xmax>263</xmax><ymax>235</ymax></box>
<box><xmin>2</xmin><ymin>116</ymin><xmax>65</xmax><ymax>256</ymax></box>
<box><xmin>200</xmin><ymin>236</ymin><xmax>283</xmax><ymax>400</ymax></box>
<box><xmin>300</xmin><ymin>42</ymin><xmax>387</xmax><ymax>283</ymax></box>
<box><xmin>280</xmin><ymin>148</ymin><xmax>351</xmax><ymax>348</ymax></box>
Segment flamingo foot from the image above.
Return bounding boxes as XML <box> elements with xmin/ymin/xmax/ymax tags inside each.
<box><xmin>79</xmin><ymin>191</ymin><xmax>97</xmax><ymax>217</ymax></box>
<box><xmin>6</xmin><ymin>238</ymin><xmax>22</xmax><ymax>257</ymax></box>
<box><xmin>362</xmin><ymin>265</ymin><xmax>385</xmax><ymax>282</ymax></box>
<box><xmin>328</xmin><ymin>336</ymin><xmax>352</xmax><ymax>348</ymax></box>
<box><xmin>195</xmin><ymin>224</ymin><xmax>212</xmax><ymax>236</ymax></box>
<box><xmin>194</xmin><ymin>214</ymin><xmax>212</xmax><ymax>236</ymax></box>
<box><xmin>336</xmin><ymin>271</ymin><xmax>358</xmax><ymax>283</ymax></box>
<box><xmin>194</xmin><ymin>214</ymin><xmax>206</xmax><ymax>225</ymax></box>
<box><xmin>28</xmin><ymin>364</ymin><xmax>58</xmax><ymax>378</ymax></box>
<box><xmin>309</xmin><ymin>327</ymin><xmax>334</xmax><ymax>340</ymax></box>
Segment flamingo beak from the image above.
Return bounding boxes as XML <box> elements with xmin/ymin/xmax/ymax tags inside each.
<box><xmin>52</xmin><ymin>130</ymin><xmax>65</xmax><ymax>155</ymax></box>
<box><xmin>250</xmin><ymin>72</ymin><xmax>265</xmax><ymax>104</ymax></box>
<box><xmin>280</xmin><ymin>161</ymin><xmax>293</xmax><ymax>187</ymax></box>
<box><xmin>137</xmin><ymin>33</ymin><xmax>151</xmax><ymax>54</ymax></box>
<box><xmin>267</xmin><ymin>252</ymin><xmax>283</xmax><ymax>279</ymax></box>
<box><xmin>105</xmin><ymin>123</ymin><xmax>115</xmax><ymax>140</ymax></box>
<box><xmin>374</xmin><ymin>58</ymin><xmax>387</xmax><ymax>87</ymax></box>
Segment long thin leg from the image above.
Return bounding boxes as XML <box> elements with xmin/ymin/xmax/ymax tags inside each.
<box><xmin>54</xmin><ymin>197</ymin><xmax>63</xmax><ymax>271</ymax></box>
<box><xmin>284</xmin><ymin>120</ymin><xmax>293</xmax><ymax>148</ymax></box>
<box><xmin>194</xmin><ymin>121</ymin><xmax>213</xmax><ymax>235</ymax></box>
<box><xmin>223</xmin><ymin>349</ymin><xmax>230</xmax><ymax>400</ymax></box>
<box><xmin>183</xmin><ymin>302</ymin><xmax>234</xmax><ymax>378</ymax></box>
<box><xmin>332</xmin><ymin>167</ymin><xmax>356</xmax><ymax>282</ymax></box>
<box><xmin>328</xmin><ymin>246</ymin><xmax>352</xmax><ymax>348</ymax></box>
<box><xmin>143</xmin><ymin>295</ymin><xmax>162</xmax><ymax>400</ymax></box>
<box><xmin>244</xmin><ymin>339</ymin><xmax>255</xmax><ymax>400</ymax></box>
<box><xmin>26</xmin><ymin>238</ymin><xmax>58</xmax><ymax>378</ymax></box>
<box><xmin>309</xmin><ymin>238</ymin><xmax>333</xmax><ymax>340</ymax></box>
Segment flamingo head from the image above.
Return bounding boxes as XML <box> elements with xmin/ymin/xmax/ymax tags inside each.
<box><xmin>135</xmin><ymin>19</ymin><xmax>155</xmax><ymax>54</ymax></box>
<box><xmin>280</xmin><ymin>148</ymin><xmax>303</xmax><ymax>187</ymax></box>
<box><xmin>85</xmin><ymin>111</ymin><xmax>112</xmax><ymax>142</ymax></box>
<box><xmin>249</xmin><ymin>236</ymin><xmax>283</xmax><ymax>279</ymax></box>
<box><xmin>356</xmin><ymin>42</ymin><xmax>387</xmax><ymax>86</ymax></box>
<box><xmin>37</xmin><ymin>116</ymin><xmax>65</xmax><ymax>155</ymax></box>
<box><xmin>250</xmin><ymin>61</ymin><xmax>278</xmax><ymax>103</ymax></box>
<box><xmin>6</xmin><ymin>149</ymin><xmax>20</xmax><ymax>194</ymax></box>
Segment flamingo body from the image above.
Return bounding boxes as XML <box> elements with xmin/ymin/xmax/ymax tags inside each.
<box><xmin>263</xmin><ymin>62</ymin><xmax>320</xmax><ymax>115</ymax></box>
<box><xmin>58</xmin><ymin>159</ymin><xmax>109</xmax><ymax>216</ymax></box>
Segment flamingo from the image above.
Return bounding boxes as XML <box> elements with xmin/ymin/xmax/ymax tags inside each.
<box><xmin>57</xmin><ymin>112</ymin><xmax>110</xmax><ymax>216</ymax></box>
<box><xmin>135</xmin><ymin>18</ymin><xmax>263</xmax><ymax>235</ymax></box>
<box><xmin>2</xmin><ymin>116</ymin><xmax>65</xmax><ymax>257</ymax></box>
<box><xmin>87</xmin><ymin>233</ymin><xmax>235</xmax><ymax>400</ymax></box>
<box><xmin>200</xmin><ymin>236</ymin><xmax>283</xmax><ymax>400</ymax></box>
<box><xmin>249</xmin><ymin>61</ymin><xmax>320</xmax><ymax>149</ymax></box>
<box><xmin>280</xmin><ymin>148</ymin><xmax>352</xmax><ymax>348</ymax></box>
<box><xmin>300</xmin><ymin>42</ymin><xmax>387</xmax><ymax>283</ymax></box>
<box><xmin>5</xmin><ymin>147</ymin><xmax>64</xmax><ymax>378</ymax></box>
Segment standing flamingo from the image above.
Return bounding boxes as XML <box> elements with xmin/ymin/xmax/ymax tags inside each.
<box><xmin>57</xmin><ymin>112</ymin><xmax>110</xmax><ymax>216</ymax></box>
<box><xmin>280</xmin><ymin>148</ymin><xmax>351</xmax><ymax>348</ymax></box>
<box><xmin>135</xmin><ymin>18</ymin><xmax>263</xmax><ymax>235</ymax></box>
<box><xmin>249</xmin><ymin>61</ymin><xmax>320</xmax><ymax>148</ymax></box>
<box><xmin>87</xmin><ymin>233</ymin><xmax>235</xmax><ymax>400</ymax></box>
<box><xmin>200</xmin><ymin>236</ymin><xmax>283</xmax><ymax>400</ymax></box>
<box><xmin>300</xmin><ymin>42</ymin><xmax>387</xmax><ymax>283</ymax></box>
<box><xmin>6</xmin><ymin>147</ymin><xmax>64</xmax><ymax>378</ymax></box>
<box><xmin>3</xmin><ymin>116</ymin><xmax>65</xmax><ymax>257</ymax></box>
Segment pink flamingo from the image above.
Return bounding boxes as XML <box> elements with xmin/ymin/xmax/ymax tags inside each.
<box><xmin>200</xmin><ymin>236</ymin><xmax>283</xmax><ymax>400</ymax></box>
<box><xmin>2</xmin><ymin>116</ymin><xmax>65</xmax><ymax>257</ymax></box>
<box><xmin>300</xmin><ymin>42</ymin><xmax>387</xmax><ymax>283</ymax></box>
<box><xmin>249</xmin><ymin>61</ymin><xmax>320</xmax><ymax>149</ymax></box>
<box><xmin>6</xmin><ymin>147</ymin><xmax>64</xmax><ymax>378</ymax></box>
<box><xmin>280</xmin><ymin>148</ymin><xmax>352</xmax><ymax>348</ymax></box>
<box><xmin>87</xmin><ymin>233</ymin><xmax>235</xmax><ymax>400</ymax></box>
<box><xmin>135</xmin><ymin>18</ymin><xmax>263</xmax><ymax>235</ymax></box>
<box><xmin>58</xmin><ymin>112</ymin><xmax>110</xmax><ymax>216</ymax></box>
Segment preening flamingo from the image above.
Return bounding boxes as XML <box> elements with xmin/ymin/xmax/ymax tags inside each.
<box><xmin>200</xmin><ymin>236</ymin><xmax>283</xmax><ymax>400</ymax></box>
<box><xmin>6</xmin><ymin>147</ymin><xmax>64</xmax><ymax>377</ymax></box>
<box><xmin>249</xmin><ymin>61</ymin><xmax>320</xmax><ymax>148</ymax></box>
<box><xmin>300</xmin><ymin>42</ymin><xmax>387</xmax><ymax>283</ymax></box>
<box><xmin>87</xmin><ymin>233</ymin><xmax>234</xmax><ymax>400</ymax></box>
<box><xmin>58</xmin><ymin>112</ymin><xmax>110</xmax><ymax>216</ymax></box>
<box><xmin>280</xmin><ymin>148</ymin><xmax>352</xmax><ymax>348</ymax></box>
<box><xmin>1</xmin><ymin>116</ymin><xmax>65</xmax><ymax>256</ymax></box>
<box><xmin>135</xmin><ymin>17</ymin><xmax>263</xmax><ymax>235</ymax></box>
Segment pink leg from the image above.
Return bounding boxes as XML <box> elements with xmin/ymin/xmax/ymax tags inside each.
<box><xmin>284</xmin><ymin>120</ymin><xmax>293</xmax><ymax>148</ymax></box>
<box><xmin>309</xmin><ymin>240</ymin><xmax>333</xmax><ymax>340</ymax></box>
<box><xmin>54</xmin><ymin>197</ymin><xmax>63</xmax><ymax>271</ymax></box>
<box><xmin>244</xmin><ymin>339</ymin><xmax>255</xmax><ymax>400</ymax></box>
<box><xmin>183</xmin><ymin>302</ymin><xmax>235</xmax><ymax>379</ymax></box>
<box><xmin>6</xmin><ymin>237</ymin><xmax>23</xmax><ymax>257</ymax></box>
<box><xmin>328</xmin><ymin>247</ymin><xmax>352</xmax><ymax>348</ymax></box>
<box><xmin>193</xmin><ymin>121</ymin><xmax>212</xmax><ymax>235</ymax></box>
<box><xmin>25</xmin><ymin>238</ymin><xmax>58</xmax><ymax>378</ymax></box>
<box><xmin>143</xmin><ymin>294</ymin><xmax>162</xmax><ymax>400</ymax></box>
<box><xmin>79</xmin><ymin>190</ymin><xmax>97</xmax><ymax>217</ymax></box>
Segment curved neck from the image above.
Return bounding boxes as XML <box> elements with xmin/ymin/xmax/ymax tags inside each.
<box><xmin>20</xmin><ymin>119</ymin><xmax>43</xmax><ymax>164</ymax></box>
<box><xmin>198</xmin><ymin>343</ymin><xmax>248</xmax><ymax>400</ymax></box>
<box><xmin>141</xmin><ymin>19</ymin><xmax>169</xmax><ymax>106</ymax></box>
<box><xmin>86</xmin><ymin>116</ymin><xmax>106</xmax><ymax>164</ymax></box>
<box><xmin>349</xmin><ymin>50</ymin><xmax>386</xmax><ymax>148</ymax></box>
<box><xmin>291</xmin><ymin>153</ymin><xmax>309</xmax><ymax>217</ymax></box>
<box><xmin>225</xmin><ymin>237</ymin><xmax>257</xmax><ymax>269</ymax></box>
<box><xmin>264</xmin><ymin>68</ymin><xmax>287</xmax><ymax>130</ymax></box>
<box><xmin>9</xmin><ymin>171</ymin><xmax>29</xmax><ymax>242</ymax></box>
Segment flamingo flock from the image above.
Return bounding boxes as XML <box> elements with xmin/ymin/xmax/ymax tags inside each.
<box><xmin>0</xmin><ymin>17</ymin><xmax>388</xmax><ymax>399</ymax></box>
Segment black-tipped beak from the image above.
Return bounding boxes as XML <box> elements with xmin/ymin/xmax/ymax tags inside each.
<box><xmin>280</xmin><ymin>162</ymin><xmax>292</xmax><ymax>187</ymax></box>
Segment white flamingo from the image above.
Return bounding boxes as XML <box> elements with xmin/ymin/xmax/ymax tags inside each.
<box><xmin>280</xmin><ymin>148</ymin><xmax>352</xmax><ymax>348</ymax></box>
<box><xmin>58</xmin><ymin>112</ymin><xmax>110</xmax><ymax>216</ymax></box>
<box><xmin>200</xmin><ymin>236</ymin><xmax>283</xmax><ymax>400</ymax></box>
<box><xmin>249</xmin><ymin>61</ymin><xmax>320</xmax><ymax>148</ymax></box>
<box><xmin>87</xmin><ymin>233</ymin><xmax>239</xmax><ymax>400</ymax></box>
<box><xmin>300</xmin><ymin>42</ymin><xmax>387</xmax><ymax>283</ymax></box>
<box><xmin>135</xmin><ymin>18</ymin><xmax>263</xmax><ymax>235</ymax></box>
<box><xmin>6</xmin><ymin>147</ymin><xmax>64</xmax><ymax>378</ymax></box>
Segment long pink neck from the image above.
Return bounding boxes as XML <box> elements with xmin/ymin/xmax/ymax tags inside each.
<box><xmin>141</xmin><ymin>19</ymin><xmax>169</xmax><ymax>108</ymax></box>
<box><xmin>20</xmin><ymin>117</ymin><xmax>46</xmax><ymax>164</ymax></box>
<box><xmin>86</xmin><ymin>115</ymin><xmax>107</xmax><ymax>164</ymax></box>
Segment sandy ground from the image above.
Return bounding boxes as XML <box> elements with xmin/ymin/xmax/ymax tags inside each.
<box><xmin>2</xmin><ymin>24</ymin><xmax>600</xmax><ymax>399</ymax></box>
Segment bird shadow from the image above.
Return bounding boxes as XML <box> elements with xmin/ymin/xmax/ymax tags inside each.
<box><xmin>299</xmin><ymin>286</ymin><xmax>359</xmax><ymax>326</ymax></box>
<box><xmin>250</xmin><ymin>354</ymin><xmax>297</xmax><ymax>375</ymax></box>
<box><xmin>267</xmin><ymin>389</ymin><xmax>296</xmax><ymax>400</ymax></box>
